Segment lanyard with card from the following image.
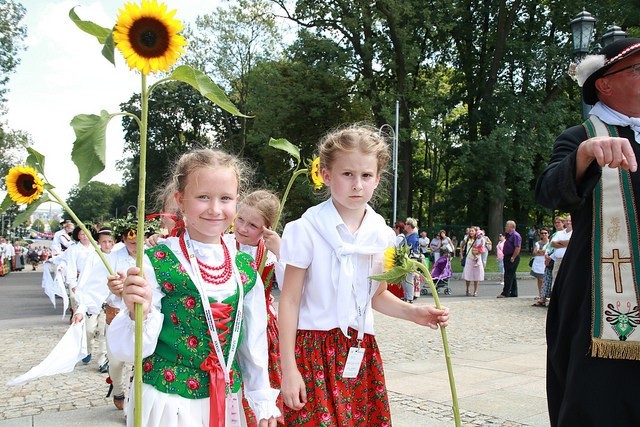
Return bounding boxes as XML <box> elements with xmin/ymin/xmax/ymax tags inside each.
<box><xmin>343</xmin><ymin>256</ymin><xmax>374</xmax><ymax>379</ymax></box>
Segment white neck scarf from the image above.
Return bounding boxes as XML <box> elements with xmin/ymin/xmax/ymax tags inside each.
<box><xmin>591</xmin><ymin>102</ymin><xmax>640</xmax><ymax>142</ymax></box>
<box><xmin>302</xmin><ymin>199</ymin><xmax>388</xmax><ymax>338</ymax></box>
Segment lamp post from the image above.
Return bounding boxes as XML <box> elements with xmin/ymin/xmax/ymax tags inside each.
<box><xmin>570</xmin><ymin>12</ymin><xmax>628</xmax><ymax>119</ymax></box>
<box><xmin>379</xmin><ymin>123</ymin><xmax>398</xmax><ymax>225</ymax></box>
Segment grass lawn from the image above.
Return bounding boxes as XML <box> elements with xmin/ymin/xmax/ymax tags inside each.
<box><xmin>443</xmin><ymin>253</ymin><xmax>534</xmax><ymax>274</ymax></box>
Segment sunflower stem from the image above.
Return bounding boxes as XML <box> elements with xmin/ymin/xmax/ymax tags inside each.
<box><xmin>133</xmin><ymin>73</ymin><xmax>149</xmax><ymax>427</ymax></box>
<box><xmin>413</xmin><ymin>260</ymin><xmax>461</xmax><ymax>426</ymax></box>
<box><xmin>257</xmin><ymin>168</ymin><xmax>307</xmax><ymax>277</ymax></box>
<box><xmin>47</xmin><ymin>189</ymin><xmax>115</xmax><ymax>277</ymax></box>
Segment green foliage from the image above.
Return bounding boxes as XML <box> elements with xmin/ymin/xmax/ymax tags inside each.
<box><xmin>0</xmin><ymin>126</ymin><xmax>31</xmax><ymax>188</ymax></box>
<box><xmin>66</xmin><ymin>181</ymin><xmax>122</xmax><ymax>224</ymax></box>
<box><xmin>31</xmin><ymin>218</ymin><xmax>45</xmax><ymax>232</ymax></box>
<box><xmin>70</xmin><ymin>111</ymin><xmax>114</xmax><ymax>188</ymax></box>
<box><xmin>118</xmin><ymin>81</ymin><xmax>227</xmax><ymax>210</ymax></box>
<box><xmin>0</xmin><ymin>0</ymin><xmax>27</xmax><ymax>107</ymax></box>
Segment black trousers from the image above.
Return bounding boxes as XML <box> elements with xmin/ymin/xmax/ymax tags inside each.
<box><xmin>501</xmin><ymin>255</ymin><xmax>520</xmax><ymax>297</ymax></box>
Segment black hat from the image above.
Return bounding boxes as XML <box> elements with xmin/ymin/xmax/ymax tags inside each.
<box><xmin>577</xmin><ymin>37</ymin><xmax>640</xmax><ymax>105</ymax></box>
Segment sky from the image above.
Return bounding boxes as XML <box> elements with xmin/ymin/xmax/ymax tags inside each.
<box><xmin>5</xmin><ymin>0</ymin><xmax>218</xmax><ymax>201</ymax></box>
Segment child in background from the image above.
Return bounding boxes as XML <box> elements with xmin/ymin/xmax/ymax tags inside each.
<box><xmin>71</xmin><ymin>227</ymin><xmax>114</xmax><ymax>372</ymax></box>
<box><xmin>107</xmin><ymin>149</ymin><xmax>279</xmax><ymax>426</ymax></box>
<box><xmin>278</xmin><ymin>125</ymin><xmax>449</xmax><ymax>425</ymax></box>
<box><xmin>233</xmin><ymin>190</ymin><xmax>285</xmax><ymax>425</ymax></box>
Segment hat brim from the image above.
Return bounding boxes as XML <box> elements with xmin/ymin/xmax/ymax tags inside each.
<box><xmin>582</xmin><ymin>43</ymin><xmax>640</xmax><ymax>105</ymax></box>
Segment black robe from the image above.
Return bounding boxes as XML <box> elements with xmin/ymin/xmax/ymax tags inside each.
<box><xmin>536</xmin><ymin>123</ymin><xmax>640</xmax><ymax>426</ymax></box>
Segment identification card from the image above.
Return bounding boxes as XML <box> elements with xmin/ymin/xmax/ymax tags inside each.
<box><xmin>342</xmin><ymin>347</ymin><xmax>365</xmax><ymax>378</ymax></box>
<box><xmin>226</xmin><ymin>393</ymin><xmax>241</xmax><ymax>426</ymax></box>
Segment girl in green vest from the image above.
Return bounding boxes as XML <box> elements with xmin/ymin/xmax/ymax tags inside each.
<box><xmin>107</xmin><ymin>149</ymin><xmax>279</xmax><ymax>427</ymax></box>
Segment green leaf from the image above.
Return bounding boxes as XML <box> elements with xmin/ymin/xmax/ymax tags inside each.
<box><xmin>25</xmin><ymin>147</ymin><xmax>46</xmax><ymax>176</ymax></box>
<box><xmin>70</xmin><ymin>110</ymin><xmax>114</xmax><ymax>188</ymax></box>
<box><xmin>69</xmin><ymin>7</ymin><xmax>111</xmax><ymax>43</ymax></box>
<box><xmin>369</xmin><ymin>266</ymin><xmax>410</xmax><ymax>284</ymax></box>
<box><xmin>101</xmin><ymin>32</ymin><xmax>116</xmax><ymax>66</ymax></box>
<box><xmin>12</xmin><ymin>194</ymin><xmax>51</xmax><ymax>227</ymax></box>
<box><xmin>268</xmin><ymin>138</ymin><xmax>300</xmax><ymax>163</ymax></box>
<box><xmin>169</xmin><ymin>65</ymin><xmax>250</xmax><ymax>117</ymax></box>
<box><xmin>0</xmin><ymin>194</ymin><xmax>13</xmax><ymax>213</ymax></box>
<box><xmin>69</xmin><ymin>7</ymin><xmax>115</xmax><ymax>66</ymax></box>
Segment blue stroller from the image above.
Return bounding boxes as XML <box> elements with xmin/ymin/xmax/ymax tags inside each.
<box><xmin>422</xmin><ymin>250</ymin><xmax>452</xmax><ymax>295</ymax></box>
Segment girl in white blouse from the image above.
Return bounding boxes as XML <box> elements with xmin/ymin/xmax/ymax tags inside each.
<box><xmin>278</xmin><ymin>125</ymin><xmax>449</xmax><ymax>425</ymax></box>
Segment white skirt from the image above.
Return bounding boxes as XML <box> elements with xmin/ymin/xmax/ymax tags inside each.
<box><xmin>127</xmin><ymin>383</ymin><xmax>247</xmax><ymax>427</ymax></box>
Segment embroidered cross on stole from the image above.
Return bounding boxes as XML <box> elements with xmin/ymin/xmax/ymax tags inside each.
<box><xmin>586</xmin><ymin>116</ymin><xmax>640</xmax><ymax>360</ymax></box>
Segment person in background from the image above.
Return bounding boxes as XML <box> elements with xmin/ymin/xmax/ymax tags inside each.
<box><xmin>496</xmin><ymin>233</ymin><xmax>506</xmax><ymax>285</ymax></box>
<box><xmin>418</xmin><ymin>231</ymin><xmax>430</xmax><ymax>258</ymax></box>
<box><xmin>531</xmin><ymin>227</ymin><xmax>550</xmax><ymax>307</ymax></box>
<box><xmin>497</xmin><ymin>220</ymin><xmax>521</xmax><ymax>298</ymax></box>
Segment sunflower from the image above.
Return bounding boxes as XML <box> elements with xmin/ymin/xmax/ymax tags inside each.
<box><xmin>5</xmin><ymin>166</ymin><xmax>45</xmax><ymax>205</ymax></box>
<box><xmin>383</xmin><ymin>246</ymin><xmax>397</xmax><ymax>272</ymax></box>
<box><xmin>308</xmin><ymin>156</ymin><xmax>324</xmax><ymax>190</ymax></box>
<box><xmin>113</xmin><ymin>0</ymin><xmax>187</xmax><ymax>75</ymax></box>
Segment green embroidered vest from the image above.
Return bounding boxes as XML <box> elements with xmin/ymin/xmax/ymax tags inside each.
<box><xmin>141</xmin><ymin>244</ymin><xmax>257</xmax><ymax>399</ymax></box>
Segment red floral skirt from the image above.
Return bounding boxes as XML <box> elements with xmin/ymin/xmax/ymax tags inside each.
<box><xmin>284</xmin><ymin>328</ymin><xmax>391</xmax><ymax>426</ymax></box>
<box><xmin>242</xmin><ymin>301</ymin><xmax>284</xmax><ymax>425</ymax></box>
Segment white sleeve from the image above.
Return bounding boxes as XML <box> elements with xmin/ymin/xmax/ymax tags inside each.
<box><xmin>105</xmin><ymin>253</ymin><xmax>165</xmax><ymax>363</ymax></box>
<box><xmin>280</xmin><ymin>220</ymin><xmax>313</xmax><ymax>269</ymax></box>
<box><xmin>236</xmin><ymin>276</ymin><xmax>280</xmax><ymax>421</ymax></box>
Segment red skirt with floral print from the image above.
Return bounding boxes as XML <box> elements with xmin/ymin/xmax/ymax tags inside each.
<box><xmin>284</xmin><ymin>328</ymin><xmax>391</xmax><ymax>426</ymax></box>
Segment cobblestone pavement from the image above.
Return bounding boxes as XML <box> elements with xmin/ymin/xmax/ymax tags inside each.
<box><xmin>0</xmin><ymin>271</ymin><xmax>549</xmax><ymax>426</ymax></box>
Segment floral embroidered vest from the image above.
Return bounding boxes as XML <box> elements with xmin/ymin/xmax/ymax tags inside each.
<box><xmin>142</xmin><ymin>244</ymin><xmax>257</xmax><ymax>399</ymax></box>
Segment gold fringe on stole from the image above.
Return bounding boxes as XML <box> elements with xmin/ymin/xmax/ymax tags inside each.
<box><xmin>591</xmin><ymin>338</ymin><xmax>640</xmax><ymax>360</ymax></box>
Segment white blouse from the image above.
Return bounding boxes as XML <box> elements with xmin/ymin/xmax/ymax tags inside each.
<box><xmin>106</xmin><ymin>234</ymin><xmax>279</xmax><ymax>421</ymax></box>
<box><xmin>280</xmin><ymin>200</ymin><xmax>395</xmax><ymax>336</ymax></box>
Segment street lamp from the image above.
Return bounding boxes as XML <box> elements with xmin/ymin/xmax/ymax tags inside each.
<box><xmin>570</xmin><ymin>11</ymin><xmax>627</xmax><ymax>119</ymax></box>
<box><xmin>570</xmin><ymin>11</ymin><xmax>596</xmax><ymax>58</ymax></box>
<box><xmin>601</xmin><ymin>25</ymin><xmax>627</xmax><ymax>47</ymax></box>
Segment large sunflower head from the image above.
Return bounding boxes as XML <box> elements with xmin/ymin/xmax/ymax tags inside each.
<box><xmin>113</xmin><ymin>0</ymin><xmax>187</xmax><ymax>75</ymax></box>
<box><xmin>5</xmin><ymin>166</ymin><xmax>45</xmax><ymax>205</ymax></box>
<box><xmin>308</xmin><ymin>156</ymin><xmax>324</xmax><ymax>190</ymax></box>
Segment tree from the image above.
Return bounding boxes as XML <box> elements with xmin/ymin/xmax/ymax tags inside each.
<box><xmin>0</xmin><ymin>127</ymin><xmax>30</xmax><ymax>189</ymax></box>
<box><xmin>118</xmin><ymin>81</ymin><xmax>227</xmax><ymax>211</ymax></box>
<box><xmin>66</xmin><ymin>181</ymin><xmax>122</xmax><ymax>224</ymax></box>
<box><xmin>0</xmin><ymin>0</ymin><xmax>27</xmax><ymax>108</ymax></box>
<box><xmin>185</xmin><ymin>0</ymin><xmax>283</xmax><ymax>152</ymax></box>
<box><xmin>31</xmin><ymin>218</ymin><xmax>45</xmax><ymax>232</ymax></box>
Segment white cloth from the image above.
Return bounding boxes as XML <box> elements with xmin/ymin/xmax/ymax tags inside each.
<box><xmin>531</xmin><ymin>241</ymin><xmax>548</xmax><ymax>274</ymax></box>
<box><xmin>591</xmin><ymin>101</ymin><xmax>640</xmax><ymax>142</ymax></box>
<box><xmin>550</xmin><ymin>229</ymin><xmax>572</xmax><ymax>260</ymax></box>
<box><xmin>62</xmin><ymin>243</ymin><xmax>96</xmax><ymax>290</ymax></box>
<box><xmin>51</xmin><ymin>229</ymin><xmax>74</xmax><ymax>256</ymax></box>
<box><xmin>7</xmin><ymin>320</ymin><xmax>88</xmax><ymax>385</ymax></box>
<box><xmin>75</xmin><ymin>246</ymin><xmax>135</xmax><ymax>315</ymax></box>
<box><xmin>280</xmin><ymin>199</ymin><xmax>395</xmax><ymax>337</ymax></box>
<box><xmin>106</xmin><ymin>234</ymin><xmax>279</xmax><ymax>422</ymax></box>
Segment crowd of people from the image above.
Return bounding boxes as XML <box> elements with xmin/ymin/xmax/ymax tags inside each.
<box><xmin>0</xmin><ymin>238</ymin><xmax>51</xmax><ymax>275</ymax></box>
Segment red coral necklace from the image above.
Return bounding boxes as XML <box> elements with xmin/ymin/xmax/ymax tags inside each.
<box><xmin>180</xmin><ymin>234</ymin><xmax>232</xmax><ymax>285</ymax></box>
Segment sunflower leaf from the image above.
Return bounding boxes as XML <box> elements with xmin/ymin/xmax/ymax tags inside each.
<box><xmin>101</xmin><ymin>32</ymin><xmax>116</xmax><ymax>66</ymax></box>
<box><xmin>268</xmin><ymin>138</ymin><xmax>300</xmax><ymax>163</ymax></box>
<box><xmin>12</xmin><ymin>194</ymin><xmax>51</xmax><ymax>227</ymax></box>
<box><xmin>0</xmin><ymin>194</ymin><xmax>13</xmax><ymax>213</ymax></box>
<box><xmin>70</xmin><ymin>110</ymin><xmax>114</xmax><ymax>188</ymax></box>
<box><xmin>25</xmin><ymin>147</ymin><xmax>46</xmax><ymax>177</ymax></box>
<box><xmin>69</xmin><ymin>8</ymin><xmax>112</xmax><ymax>45</ymax></box>
<box><xmin>369</xmin><ymin>266</ymin><xmax>410</xmax><ymax>284</ymax></box>
<box><xmin>169</xmin><ymin>65</ymin><xmax>251</xmax><ymax>118</ymax></box>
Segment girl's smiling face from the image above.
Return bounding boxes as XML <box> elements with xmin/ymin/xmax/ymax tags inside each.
<box><xmin>176</xmin><ymin>167</ymin><xmax>239</xmax><ymax>244</ymax></box>
<box><xmin>234</xmin><ymin>205</ymin><xmax>267</xmax><ymax>247</ymax></box>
